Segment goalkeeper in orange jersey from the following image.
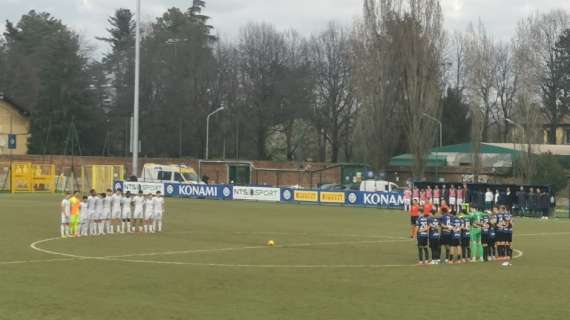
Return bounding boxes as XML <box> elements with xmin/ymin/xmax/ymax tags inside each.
<box><xmin>69</xmin><ymin>191</ymin><xmax>81</xmax><ymax>237</ymax></box>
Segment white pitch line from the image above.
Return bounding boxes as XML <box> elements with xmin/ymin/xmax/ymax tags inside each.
<box><xmin>515</xmin><ymin>232</ymin><xmax>570</xmax><ymax>237</ymax></box>
<box><xmin>27</xmin><ymin>237</ymin><xmax>417</xmax><ymax>268</ymax></box>
<box><xmin>0</xmin><ymin>257</ymin><xmax>80</xmax><ymax>265</ymax></box>
<box><xmin>69</xmin><ymin>239</ymin><xmax>412</xmax><ymax>259</ymax></box>
<box><xmin>104</xmin><ymin>257</ymin><xmax>419</xmax><ymax>269</ymax></box>
<box><xmin>170</xmin><ymin>230</ymin><xmax>409</xmax><ymax>240</ymax></box>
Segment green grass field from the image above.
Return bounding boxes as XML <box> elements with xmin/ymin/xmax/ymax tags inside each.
<box><xmin>1</xmin><ymin>194</ymin><xmax>570</xmax><ymax>320</ymax></box>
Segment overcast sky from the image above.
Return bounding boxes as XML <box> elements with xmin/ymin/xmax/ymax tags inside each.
<box><xmin>1</xmin><ymin>0</ymin><xmax>570</xmax><ymax>58</ymax></box>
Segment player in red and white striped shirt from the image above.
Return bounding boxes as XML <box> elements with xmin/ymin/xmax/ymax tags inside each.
<box><xmin>449</xmin><ymin>185</ymin><xmax>457</xmax><ymax>213</ymax></box>
<box><xmin>433</xmin><ymin>186</ymin><xmax>441</xmax><ymax>208</ymax></box>
<box><xmin>412</xmin><ymin>187</ymin><xmax>420</xmax><ymax>203</ymax></box>
<box><xmin>419</xmin><ymin>189</ymin><xmax>426</xmax><ymax>206</ymax></box>
<box><xmin>403</xmin><ymin>188</ymin><xmax>412</xmax><ymax>212</ymax></box>
<box><xmin>426</xmin><ymin>186</ymin><xmax>433</xmax><ymax>206</ymax></box>
<box><xmin>456</xmin><ymin>186</ymin><xmax>465</xmax><ymax>212</ymax></box>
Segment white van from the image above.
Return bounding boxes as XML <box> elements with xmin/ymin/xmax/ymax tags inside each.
<box><xmin>359</xmin><ymin>180</ymin><xmax>399</xmax><ymax>192</ymax></box>
<box><xmin>139</xmin><ymin>163</ymin><xmax>202</xmax><ymax>184</ymax></box>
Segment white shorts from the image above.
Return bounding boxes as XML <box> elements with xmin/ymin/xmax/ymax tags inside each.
<box><xmin>457</xmin><ymin>199</ymin><xmax>464</xmax><ymax>205</ymax></box>
<box><xmin>144</xmin><ymin>211</ymin><xmax>153</xmax><ymax>220</ymax></box>
<box><xmin>111</xmin><ymin>210</ymin><xmax>122</xmax><ymax>219</ymax></box>
<box><xmin>61</xmin><ymin>214</ymin><xmax>70</xmax><ymax>224</ymax></box>
<box><xmin>433</xmin><ymin>198</ymin><xmax>440</xmax><ymax>205</ymax></box>
<box><xmin>449</xmin><ymin>197</ymin><xmax>456</xmax><ymax>205</ymax></box>
<box><xmin>419</xmin><ymin>200</ymin><xmax>425</xmax><ymax>206</ymax></box>
<box><xmin>89</xmin><ymin>210</ymin><xmax>96</xmax><ymax>220</ymax></box>
<box><xmin>133</xmin><ymin>209</ymin><xmax>143</xmax><ymax>219</ymax></box>
<box><xmin>102</xmin><ymin>209</ymin><xmax>110</xmax><ymax>220</ymax></box>
<box><xmin>404</xmin><ymin>199</ymin><xmax>411</xmax><ymax>205</ymax></box>
<box><xmin>121</xmin><ymin>210</ymin><xmax>131</xmax><ymax>219</ymax></box>
<box><xmin>153</xmin><ymin>212</ymin><xmax>163</xmax><ymax>220</ymax></box>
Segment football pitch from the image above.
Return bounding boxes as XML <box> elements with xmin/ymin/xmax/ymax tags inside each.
<box><xmin>1</xmin><ymin>194</ymin><xmax>570</xmax><ymax>320</ymax></box>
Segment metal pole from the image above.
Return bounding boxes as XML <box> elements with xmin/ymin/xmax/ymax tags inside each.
<box><xmin>205</xmin><ymin>107</ymin><xmax>225</xmax><ymax>160</ymax></box>
<box><xmin>132</xmin><ymin>0</ymin><xmax>141</xmax><ymax>177</ymax></box>
<box><xmin>206</xmin><ymin>113</ymin><xmax>211</xmax><ymax>160</ymax></box>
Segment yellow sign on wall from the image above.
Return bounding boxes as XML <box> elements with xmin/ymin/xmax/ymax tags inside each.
<box><xmin>320</xmin><ymin>192</ymin><xmax>346</xmax><ymax>204</ymax></box>
<box><xmin>294</xmin><ymin>190</ymin><xmax>319</xmax><ymax>202</ymax></box>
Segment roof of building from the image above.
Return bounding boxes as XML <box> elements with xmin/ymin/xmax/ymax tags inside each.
<box><xmin>0</xmin><ymin>94</ymin><xmax>30</xmax><ymax>117</ymax></box>
<box><xmin>431</xmin><ymin>143</ymin><xmax>519</xmax><ymax>155</ymax></box>
<box><xmin>487</xmin><ymin>143</ymin><xmax>570</xmax><ymax>156</ymax></box>
<box><xmin>389</xmin><ymin>154</ymin><xmax>447</xmax><ymax>167</ymax></box>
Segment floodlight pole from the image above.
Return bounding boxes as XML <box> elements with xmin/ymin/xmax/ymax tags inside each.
<box><xmin>422</xmin><ymin>113</ymin><xmax>442</xmax><ymax>182</ymax></box>
<box><xmin>205</xmin><ymin>106</ymin><xmax>225</xmax><ymax>160</ymax></box>
<box><xmin>132</xmin><ymin>0</ymin><xmax>141</xmax><ymax>178</ymax></box>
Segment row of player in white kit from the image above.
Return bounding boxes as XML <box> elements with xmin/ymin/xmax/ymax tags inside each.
<box><xmin>82</xmin><ymin>189</ymin><xmax>165</xmax><ymax>236</ymax></box>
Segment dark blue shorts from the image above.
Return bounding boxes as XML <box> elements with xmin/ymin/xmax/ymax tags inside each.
<box><xmin>441</xmin><ymin>233</ymin><xmax>452</xmax><ymax>245</ymax></box>
<box><xmin>481</xmin><ymin>232</ymin><xmax>488</xmax><ymax>244</ymax></box>
<box><xmin>495</xmin><ymin>230</ymin><xmax>505</xmax><ymax>242</ymax></box>
<box><xmin>429</xmin><ymin>237</ymin><xmax>440</xmax><ymax>247</ymax></box>
<box><xmin>451</xmin><ymin>237</ymin><xmax>461</xmax><ymax>247</ymax></box>
<box><xmin>417</xmin><ymin>236</ymin><xmax>428</xmax><ymax>247</ymax></box>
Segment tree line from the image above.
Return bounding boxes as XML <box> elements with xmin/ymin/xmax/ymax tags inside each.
<box><xmin>1</xmin><ymin>0</ymin><xmax>570</xmax><ymax>179</ymax></box>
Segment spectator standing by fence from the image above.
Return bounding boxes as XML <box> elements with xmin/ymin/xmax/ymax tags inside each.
<box><xmin>550</xmin><ymin>194</ymin><xmax>556</xmax><ymax>218</ymax></box>
<box><xmin>505</xmin><ymin>187</ymin><xmax>513</xmax><ymax>210</ymax></box>
<box><xmin>484</xmin><ymin>188</ymin><xmax>494</xmax><ymax>210</ymax></box>
<box><xmin>516</xmin><ymin>187</ymin><xmax>527</xmax><ymax>216</ymax></box>
<box><xmin>540</xmin><ymin>189</ymin><xmax>550</xmax><ymax>219</ymax></box>
<box><xmin>528</xmin><ymin>188</ymin><xmax>537</xmax><ymax>216</ymax></box>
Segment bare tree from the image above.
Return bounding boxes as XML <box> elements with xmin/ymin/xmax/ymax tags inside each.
<box><xmin>279</xmin><ymin>30</ymin><xmax>314</xmax><ymax>160</ymax></box>
<box><xmin>310</xmin><ymin>22</ymin><xmax>357</xmax><ymax>163</ymax></box>
<box><xmin>517</xmin><ymin>10</ymin><xmax>570</xmax><ymax>144</ymax></box>
<box><xmin>352</xmin><ymin>0</ymin><xmax>403</xmax><ymax>170</ymax></box>
<box><xmin>237</xmin><ymin>23</ymin><xmax>287</xmax><ymax>159</ymax></box>
<box><xmin>494</xmin><ymin>42</ymin><xmax>519</xmax><ymax>142</ymax></box>
<box><xmin>450</xmin><ymin>31</ymin><xmax>467</xmax><ymax>95</ymax></box>
<box><xmin>509</xmin><ymin>12</ymin><xmax>558</xmax><ymax>182</ymax></box>
<box><xmin>393</xmin><ymin>0</ymin><xmax>445</xmax><ymax>177</ymax></box>
<box><xmin>464</xmin><ymin>21</ymin><xmax>498</xmax><ymax>142</ymax></box>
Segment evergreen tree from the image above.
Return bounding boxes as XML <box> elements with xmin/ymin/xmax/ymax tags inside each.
<box><xmin>97</xmin><ymin>8</ymin><xmax>136</xmax><ymax>155</ymax></box>
<box><xmin>3</xmin><ymin>11</ymin><xmax>104</xmax><ymax>154</ymax></box>
<box><xmin>441</xmin><ymin>87</ymin><xmax>471</xmax><ymax>145</ymax></box>
<box><xmin>139</xmin><ymin>2</ymin><xmax>217</xmax><ymax>157</ymax></box>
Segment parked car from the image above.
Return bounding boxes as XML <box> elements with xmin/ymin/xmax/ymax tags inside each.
<box><xmin>359</xmin><ymin>180</ymin><xmax>399</xmax><ymax>192</ymax></box>
<box><xmin>139</xmin><ymin>163</ymin><xmax>202</xmax><ymax>184</ymax></box>
<box><xmin>318</xmin><ymin>184</ymin><xmax>346</xmax><ymax>191</ymax></box>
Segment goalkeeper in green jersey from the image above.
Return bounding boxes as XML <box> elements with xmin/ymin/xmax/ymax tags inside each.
<box><xmin>468</xmin><ymin>205</ymin><xmax>484</xmax><ymax>262</ymax></box>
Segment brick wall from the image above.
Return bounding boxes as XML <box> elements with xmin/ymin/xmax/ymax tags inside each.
<box><xmin>0</xmin><ymin>155</ymin><xmax>342</xmax><ymax>188</ymax></box>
